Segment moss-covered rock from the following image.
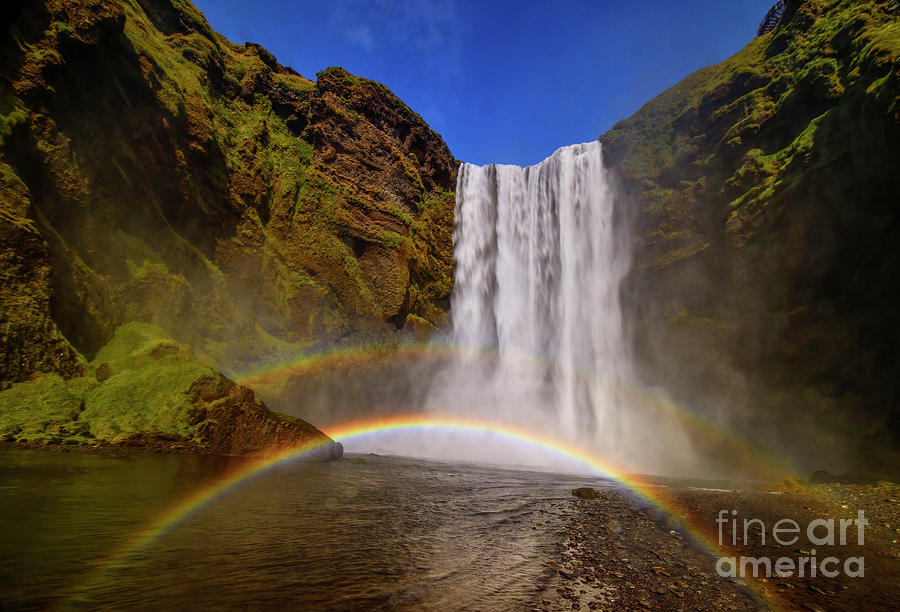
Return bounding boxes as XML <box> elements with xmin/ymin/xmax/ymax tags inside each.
<box><xmin>602</xmin><ymin>0</ymin><xmax>900</xmax><ymax>475</ymax></box>
<box><xmin>0</xmin><ymin>322</ymin><xmax>336</xmax><ymax>455</ymax></box>
<box><xmin>80</xmin><ymin>322</ymin><xmax>212</xmax><ymax>440</ymax></box>
<box><xmin>0</xmin><ymin>162</ymin><xmax>84</xmax><ymax>383</ymax></box>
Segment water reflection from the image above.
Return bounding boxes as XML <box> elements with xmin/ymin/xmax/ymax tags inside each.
<box><xmin>0</xmin><ymin>450</ymin><xmax>609</xmax><ymax>610</ymax></box>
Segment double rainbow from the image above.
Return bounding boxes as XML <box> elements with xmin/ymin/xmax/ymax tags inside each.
<box><xmin>67</xmin><ymin>413</ymin><xmax>783</xmax><ymax>608</ymax></box>
<box><xmin>233</xmin><ymin>341</ymin><xmax>795</xmax><ymax>481</ymax></box>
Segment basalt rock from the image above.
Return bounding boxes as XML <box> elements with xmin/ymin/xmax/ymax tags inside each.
<box><xmin>572</xmin><ymin>487</ymin><xmax>599</xmax><ymax>499</ymax></box>
<box><xmin>186</xmin><ymin>372</ymin><xmax>336</xmax><ymax>457</ymax></box>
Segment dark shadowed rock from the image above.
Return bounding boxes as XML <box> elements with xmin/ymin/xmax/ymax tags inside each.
<box><xmin>601</xmin><ymin>0</ymin><xmax>900</xmax><ymax>477</ymax></box>
<box><xmin>572</xmin><ymin>487</ymin><xmax>599</xmax><ymax>499</ymax></box>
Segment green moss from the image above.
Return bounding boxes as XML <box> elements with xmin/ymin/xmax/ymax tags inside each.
<box><xmin>169</xmin><ymin>0</ymin><xmax>221</xmax><ymax>46</ymax></box>
<box><xmin>126</xmin><ymin>258</ymin><xmax>170</xmax><ymax>277</ymax></box>
<box><xmin>81</xmin><ymin>355</ymin><xmax>208</xmax><ymax>441</ymax></box>
<box><xmin>0</xmin><ymin>97</ymin><xmax>27</xmax><ymax>147</ymax></box>
<box><xmin>273</xmin><ymin>73</ymin><xmax>315</xmax><ymax>95</ymax></box>
<box><xmin>376</xmin><ymin>230</ymin><xmax>405</xmax><ymax>250</ymax></box>
<box><xmin>51</xmin><ymin>20</ymin><xmax>74</xmax><ymax>37</ymax></box>
<box><xmin>408</xmin><ymin>189</ymin><xmax>454</xmax><ymax>312</ymax></box>
<box><xmin>0</xmin><ymin>374</ymin><xmax>83</xmax><ymax>439</ymax></box>
<box><xmin>22</xmin><ymin>44</ymin><xmax>63</xmax><ymax>68</ymax></box>
<box><xmin>328</xmin><ymin>235</ymin><xmax>376</xmax><ymax>307</ymax></box>
<box><xmin>400</xmin><ymin>155</ymin><xmax>425</xmax><ymax>195</ymax></box>
<box><xmin>384</xmin><ymin>202</ymin><xmax>413</xmax><ymax>226</ymax></box>
<box><xmin>418</xmin><ymin>190</ymin><xmax>454</xmax><ymax>213</ymax></box>
<box><xmin>90</xmin><ymin>323</ymin><xmax>190</xmax><ymax>368</ymax></box>
<box><xmin>252</xmin><ymin>323</ymin><xmax>302</xmax><ymax>354</ymax></box>
<box><xmin>0</xmin><ymin>323</ymin><xmax>226</xmax><ymax>443</ymax></box>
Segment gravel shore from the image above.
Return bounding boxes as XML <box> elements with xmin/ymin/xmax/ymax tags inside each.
<box><xmin>535</xmin><ymin>480</ymin><xmax>899</xmax><ymax>611</ymax></box>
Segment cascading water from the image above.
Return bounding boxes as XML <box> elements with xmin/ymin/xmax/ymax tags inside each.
<box><xmin>429</xmin><ymin>141</ymin><xmax>635</xmax><ymax>462</ymax></box>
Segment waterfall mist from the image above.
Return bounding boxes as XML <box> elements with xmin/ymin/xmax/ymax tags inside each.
<box><xmin>416</xmin><ymin>141</ymin><xmax>702</xmax><ymax>476</ymax></box>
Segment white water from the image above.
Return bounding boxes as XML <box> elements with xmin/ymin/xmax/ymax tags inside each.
<box><xmin>422</xmin><ymin>141</ymin><xmax>647</xmax><ymax>468</ymax></box>
<box><xmin>355</xmin><ymin>140</ymin><xmax>702</xmax><ymax>475</ymax></box>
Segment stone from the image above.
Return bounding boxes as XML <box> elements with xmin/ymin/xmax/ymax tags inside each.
<box><xmin>572</xmin><ymin>488</ymin><xmax>599</xmax><ymax>499</ymax></box>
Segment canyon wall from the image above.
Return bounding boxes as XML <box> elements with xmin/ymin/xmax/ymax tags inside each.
<box><xmin>602</xmin><ymin>0</ymin><xmax>899</xmax><ymax>475</ymax></box>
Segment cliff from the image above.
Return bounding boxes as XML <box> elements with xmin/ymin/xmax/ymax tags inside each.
<box><xmin>602</xmin><ymin>0</ymin><xmax>899</xmax><ymax>475</ymax></box>
<box><xmin>3</xmin><ymin>0</ymin><xmax>897</xmax><ymax>473</ymax></box>
<box><xmin>0</xmin><ymin>0</ymin><xmax>455</xmax><ymax>451</ymax></box>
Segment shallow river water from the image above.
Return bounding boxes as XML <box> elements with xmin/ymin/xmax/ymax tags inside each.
<box><xmin>0</xmin><ymin>449</ymin><xmax>612</xmax><ymax>610</ymax></box>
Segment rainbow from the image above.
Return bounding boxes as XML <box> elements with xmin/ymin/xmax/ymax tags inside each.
<box><xmin>235</xmin><ymin>342</ymin><xmax>490</xmax><ymax>388</ymax></box>
<box><xmin>233</xmin><ymin>341</ymin><xmax>796</xmax><ymax>481</ymax></box>
<box><xmin>66</xmin><ymin>414</ymin><xmax>781</xmax><ymax>608</ymax></box>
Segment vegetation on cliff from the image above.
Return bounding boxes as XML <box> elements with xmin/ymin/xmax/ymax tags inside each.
<box><xmin>602</xmin><ymin>0</ymin><xmax>899</xmax><ymax>475</ymax></box>
<box><xmin>0</xmin><ymin>322</ymin><xmax>337</xmax><ymax>455</ymax></box>
<box><xmin>1</xmin><ymin>0</ymin><xmax>456</xmax><ymax>377</ymax></box>
<box><xmin>3</xmin><ymin>0</ymin><xmax>896</xmax><ymax>475</ymax></box>
<box><xmin>0</xmin><ymin>0</ymin><xmax>456</xmax><ymax>451</ymax></box>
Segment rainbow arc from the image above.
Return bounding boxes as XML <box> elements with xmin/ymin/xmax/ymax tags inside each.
<box><xmin>66</xmin><ymin>414</ymin><xmax>785</xmax><ymax>608</ymax></box>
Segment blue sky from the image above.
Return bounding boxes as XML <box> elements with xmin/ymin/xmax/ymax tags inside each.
<box><xmin>193</xmin><ymin>0</ymin><xmax>777</xmax><ymax>166</ymax></box>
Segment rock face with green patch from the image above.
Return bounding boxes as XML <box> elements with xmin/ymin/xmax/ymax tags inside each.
<box><xmin>1</xmin><ymin>0</ymin><xmax>456</xmax><ymax>381</ymax></box>
<box><xmin>0</xmin><ymin>0</ymin><xmax>455</xmax><ymax>451</ymax></box>
<box><xmin>601</xmin><ymin>0</ymin><xmax>899</xmax><ymax>475</ymax></box>
<box><xmin>0</xmin><ymin>322</ymin><xmax>338</xmax><ymax>455</ymax></box>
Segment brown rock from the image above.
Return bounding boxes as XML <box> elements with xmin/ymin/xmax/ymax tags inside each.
<box><xmin>94</xmin><ymin>362</ymin><xmax>113</xmax><ymax>382</ymax></box>
<box><xmin>572</xmin><ymin>487</ymin><xmax>599</xmax><ymax>499</ymax></box>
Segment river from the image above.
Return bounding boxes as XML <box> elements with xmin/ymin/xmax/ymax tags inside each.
<box><xmin>0</xmin><ymin>448</ymin><xmax>611</xmax><ymax>610</ymax></box>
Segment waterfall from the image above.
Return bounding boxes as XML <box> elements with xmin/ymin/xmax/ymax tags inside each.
<box><xmin>434</xmin><ymin>141</ymin><xmax>633</xmax><ymax>457</ymax></box>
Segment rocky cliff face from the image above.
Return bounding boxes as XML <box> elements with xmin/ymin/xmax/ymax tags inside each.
<box><xmin>4</xmin><ymin>0</ymin><xmax>896</xmax><ymax>473</ymax></box>
<box><xmin>602</xmin><ymin>0</ymin><xmax>899</xmax><ymax>475</ymax></box>
<box><xmin>0</xmin><ymin>0</ymin><xmax>455</xmax><ymax>450</ymax></box>
<box><xmin>1</xmin><ymin>0</ymin><xmax>455</xmax><ymax>376</ymax></box>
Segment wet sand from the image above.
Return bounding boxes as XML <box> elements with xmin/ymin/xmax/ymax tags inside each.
<box><xmin>536</xmin><ymin>481</ymin><xmax>900</xmax><ymax>611</ymax></box>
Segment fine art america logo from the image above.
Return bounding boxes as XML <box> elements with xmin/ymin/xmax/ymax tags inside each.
<box><xmin>715</xmin><ymin>509</ymin><xmax>867</xmax><ymax>578</ymax></box>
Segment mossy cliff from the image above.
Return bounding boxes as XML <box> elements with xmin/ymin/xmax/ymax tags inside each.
<box><xmin>602</xmin><ymin>0</ymin><xmax>899</xmax><ymax>475</ymax></box>
<box><xmin>4</xmin><ymin>0</ymin><xmax>896</xmax><ymax>472</ymax></box>
<box><xmin>1</xmin><ymin>0</ymin><xmax>455</xmax><ymax>372</ymax></box>
<box><xmin>0</xmin><ymin>322</ymin><xmax>341</xmax><ymax>456</ymax></box>
<box><xmin>0</xmin><ymin>0</ymin><xmax>455</xmax><ymax>450</ymax></box>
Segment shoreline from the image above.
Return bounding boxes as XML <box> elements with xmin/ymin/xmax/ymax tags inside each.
<box><xmin>537</xmin><ymin>480</ymin><xmax>899</xmax><ymax>611</ymax></box>
<box><xmin>534</xmin><ymin>488</ymin><xmax>761</xmax><ymax>611</ymax></box>
<box><xmin>0</xmin><ymin>437</ymin><xmax>212</xmax><ymax>456</ymax></box>
<box><xmin>0</xmin><ymin>435</ymin><xmax>341</xmax><ymax>460</ymax></box>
